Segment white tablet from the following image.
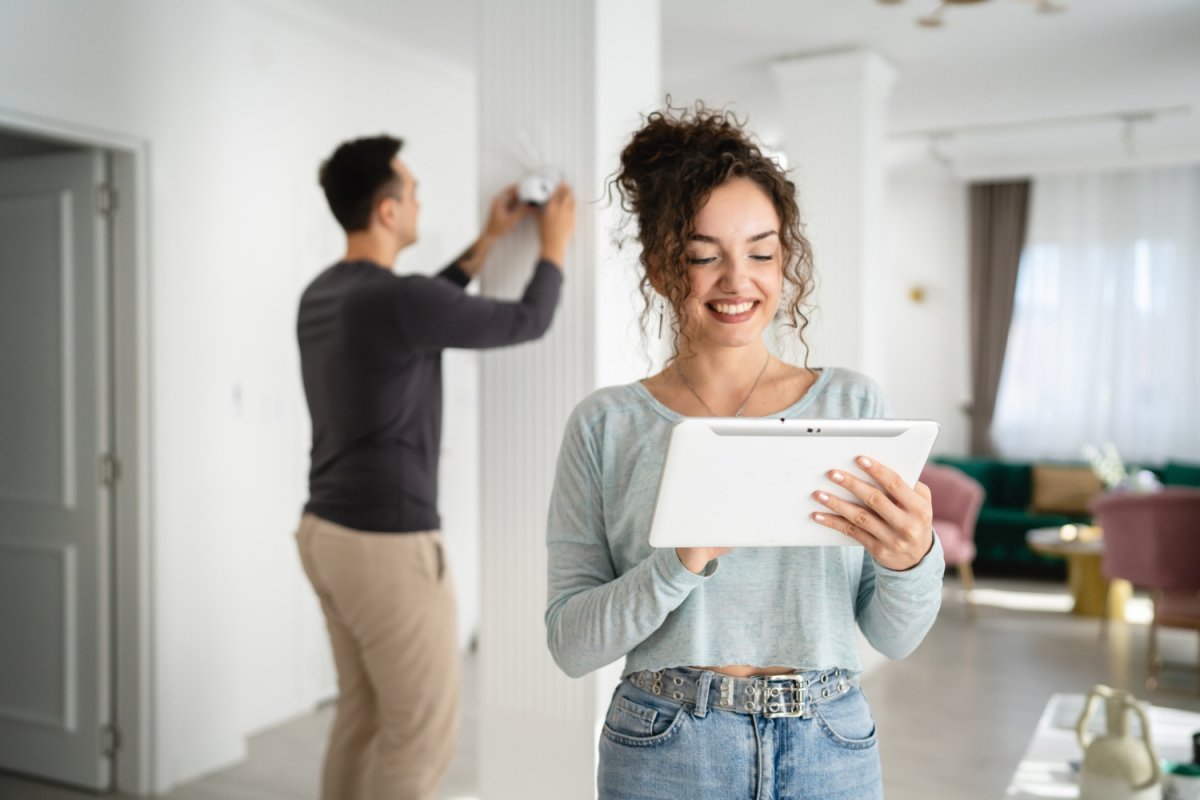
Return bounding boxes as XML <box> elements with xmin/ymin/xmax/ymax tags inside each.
<box><xmin>646</xmin><ymin>418</ymin><xmax>940</xmax><ymax>548</ymax></box>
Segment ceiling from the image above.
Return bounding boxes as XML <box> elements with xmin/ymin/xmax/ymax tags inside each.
<box><xmin>291</xmin><ymin>0</ymin><xmax>1200</xmax><ymax>147</ymax></box>
<box><xmin>664</xmin><ymin>0</ymin><xmax>1199</xmax><ymax>132</ymax></box>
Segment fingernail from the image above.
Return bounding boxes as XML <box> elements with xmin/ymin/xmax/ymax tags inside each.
<box><xmin>813</xmin><ymin>513</ymin><xmax>825</xmax><ymax>521</ymax></box>
<box><xmin>858</xmin><ymin>457</ymin><xmax>873</xmax><ymax>468</ymax></box>
<box><xmin>831</xmin><ymin>471</ymin><xmax>844</xmax><ymax>483</ymax></box>
<box><xmin>816</xmin><ymin>492</ymin><xmax>830</xmax><ymax>502</ymax></box>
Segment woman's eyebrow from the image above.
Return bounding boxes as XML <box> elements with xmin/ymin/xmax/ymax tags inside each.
<box><xmin>688</xmin><ymin>230</ymin><xmax>779</xmax><ymax>243</ymax></box>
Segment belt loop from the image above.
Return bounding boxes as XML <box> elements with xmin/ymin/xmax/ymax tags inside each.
<box><xmin>692</xmin><ymin>670</ymin><xmax>713</xmax><ymax>718</ymax></box>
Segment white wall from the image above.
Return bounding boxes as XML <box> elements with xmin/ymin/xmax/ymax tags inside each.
<box><xmin>0</xmin><ymin>0</ymin><xmax>478</xmax><ymax>790</ymax></box>
<box><xmin>664</xmin><ymin>65</ymin><xmax>784</xmax><ymax>150</ymax></box>
<box><xmin>880</xmin><ymin>155</ymin><xmax>971</xmax><ymax>455</ymax></box>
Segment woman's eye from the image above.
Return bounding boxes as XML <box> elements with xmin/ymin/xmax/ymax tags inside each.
<box><xmin>749</xmin><ymin>254</ymin><xmax>775</xmax><ymax>262</ymax></box>
<box><xmin>687</xmin><ymin>256</ymin><xmax>718</xmax><ymax>266</ymax></box>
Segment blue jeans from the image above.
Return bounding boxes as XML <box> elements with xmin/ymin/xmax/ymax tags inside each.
<box><xmin>597</xmin><ymin>673</ymin><xmax>883</xmax><ymax>800</ymax></box>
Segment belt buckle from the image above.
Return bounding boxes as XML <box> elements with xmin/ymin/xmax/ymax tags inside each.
<box><xmin>759</xmin><ymin>674</ymin><xmax>809</xmax><ymax>719</ymax></box>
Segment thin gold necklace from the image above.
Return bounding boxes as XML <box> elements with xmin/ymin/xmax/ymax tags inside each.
<box><xmin>675</xmin><ymin>352</ymin><xmax>771</xmax><ymax>417</ymax></box>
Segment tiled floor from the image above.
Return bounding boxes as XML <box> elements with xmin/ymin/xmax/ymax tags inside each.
<box><xmin>866</xmin><ymin>579</ymin><xmax>1200</xmax><ymax>798</ymax></box>
<box><xmin>2</xmin><ymin>576</ymin><xmax>1198</xmax><ymax>799</ymax></box>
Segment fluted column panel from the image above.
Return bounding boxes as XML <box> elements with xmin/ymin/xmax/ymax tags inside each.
<box><xmin>771</xmin><ymin>52</ymin><xmax>897</xmax><ymax>376</ymax></box>
<box><xmin>479</xmin><ymin>1</ymin><xmax>659</xmax><ymax>796</ymax></box>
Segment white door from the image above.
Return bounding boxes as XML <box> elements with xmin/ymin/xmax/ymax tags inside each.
<box><xmin>0</xmin><ymin>150</ymin><xmax>112</xmax><ymax>790</ymax></box>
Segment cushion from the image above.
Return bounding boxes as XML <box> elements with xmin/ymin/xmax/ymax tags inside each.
<box><xmin>1029</xmin><ymin>464</ymin><xmax>1103</xmax><ymax>515</ymax></box>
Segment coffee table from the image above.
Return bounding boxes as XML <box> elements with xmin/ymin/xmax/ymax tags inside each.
<box><xmin>1026</xmin><ymin>526</ymin><xmax>1131</xmax><ymax>619</ymax></box>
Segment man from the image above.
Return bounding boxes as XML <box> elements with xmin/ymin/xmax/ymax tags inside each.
<box><xmin>295</xmin><ymin>134</ymin><xmax>574</xmax><ymax>800</ymax></box>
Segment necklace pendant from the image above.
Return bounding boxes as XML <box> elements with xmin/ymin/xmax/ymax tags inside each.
<box><xmin>675</xmin><ymin>352</ymin><xmax>771</xmax><ymax>420</ymax></box>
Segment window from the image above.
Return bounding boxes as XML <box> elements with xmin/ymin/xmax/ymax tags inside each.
<box><xmin>990</xmin><ymin>167</ymin><xmax>1200</xmax><ymax>464</ymax></box>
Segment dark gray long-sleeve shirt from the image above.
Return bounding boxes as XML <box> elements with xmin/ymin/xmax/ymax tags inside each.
<box><xmin>298</xmin><ymin>258</ymin><xmax>562</xmax><ymax>533</ymax></box>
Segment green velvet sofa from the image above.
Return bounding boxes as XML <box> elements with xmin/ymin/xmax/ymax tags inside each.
<box><xmin>931</xmin><ymin>456</ymin><xmax>1200</xmax><ymax>576</ymax></box>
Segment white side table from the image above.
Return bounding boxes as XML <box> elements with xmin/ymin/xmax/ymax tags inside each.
<box><xmin>1006</xmin><ymin>693</ymin><xmax>1200</xmax><ymax>798</ymax></box>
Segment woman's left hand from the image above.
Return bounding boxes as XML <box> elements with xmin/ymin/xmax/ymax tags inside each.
<box><xmin>811</xmin><ymin>456</ymin><xmax>934</xmax><ymax>571</ymax></box>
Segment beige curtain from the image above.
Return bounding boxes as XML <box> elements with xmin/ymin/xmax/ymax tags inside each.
<box><xmin>968</xmin><ymin>181</ymin><xmax>1030</xmax><ymax>456</ymax></box>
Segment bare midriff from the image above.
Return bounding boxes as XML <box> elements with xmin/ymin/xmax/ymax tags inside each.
<box><xmin>692</xmin><ymin>665</ymin><xmax>799</xmax><ymax>677</ymax></box>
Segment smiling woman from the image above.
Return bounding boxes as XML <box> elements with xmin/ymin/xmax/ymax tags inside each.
<box><xmin>544</xmin><ymin>103</ymin><xmax>946</xmax><ymax>799</ymax></box>
<box><xmin>614</xmin><ymin>104</ymin><xmax>814</xmax><ymax>365</ymax></box>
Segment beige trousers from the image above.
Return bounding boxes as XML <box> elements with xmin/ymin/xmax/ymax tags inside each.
<box><xmin>295</xmin><ymin>513</ymin><xmax>459</xmax><ymax>800</ymax></box>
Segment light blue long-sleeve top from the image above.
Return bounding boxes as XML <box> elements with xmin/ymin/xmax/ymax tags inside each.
<box><xmin>545</xmin><ymin>367</ymin><xmax>945</xmax><ymax>680</ymax></box>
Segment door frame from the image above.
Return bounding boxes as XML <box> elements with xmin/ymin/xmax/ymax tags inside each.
<box><xmin>0</xmin><ymin>107</ymin><xmax>153</xmax><ymax>795</ymax></box>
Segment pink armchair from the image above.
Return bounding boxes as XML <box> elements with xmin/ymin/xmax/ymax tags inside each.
<box><xmin>1090</xmin><ymin>487</ymin><xmax>1200</xmax><ymax>691</ymax></box>
<box><xmin>921</xmin><ymin>463</ymin><xmax>985</xmax><ymax>615</ymax></box>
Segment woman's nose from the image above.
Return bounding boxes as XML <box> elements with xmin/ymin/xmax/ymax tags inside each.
<box><xmin>716</xmin><ymin>258</ymin><xmax>748</xmax><ymax>290</ymax></box>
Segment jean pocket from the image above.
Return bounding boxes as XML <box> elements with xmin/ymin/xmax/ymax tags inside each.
<box><xmin>601</xmin><ymin>686</ymin><xmax>688</xmax><ymax>747</ymax></box>
<box><xmin>814</xmin><ymin>688</ymin><xmax>878</xmax><ymax>750</ymax></box>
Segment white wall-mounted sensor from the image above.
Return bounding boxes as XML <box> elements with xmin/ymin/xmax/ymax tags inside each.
<box><xmin>517</xmin><ymin>173</ymin><xmax>558</xmax><ymax>206</ymax></box>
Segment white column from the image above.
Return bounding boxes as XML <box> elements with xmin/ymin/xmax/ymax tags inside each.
<box><xmin>770</xmin><ymin>51</ymin><xmax>897</xmax><ymax>377</ymax></box>
<box><xmin>477</xmin><ymin>2</ymin><xmax>660</xmax><ymax>797</ymax></box>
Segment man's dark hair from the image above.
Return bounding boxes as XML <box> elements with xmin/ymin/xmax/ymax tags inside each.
<box><xmin>318</xmin><ymin>135</ymin><xmax>404</xmax><ymax>233</ymax></box>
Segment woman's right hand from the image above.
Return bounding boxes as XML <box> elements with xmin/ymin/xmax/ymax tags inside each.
<box><xmin>675</xmin><ymin>547</ymin><xmax>731</xmax><ymax>575</ymax></box>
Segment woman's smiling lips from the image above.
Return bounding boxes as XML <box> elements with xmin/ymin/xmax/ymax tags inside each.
<box><xmin>705</xmin><ymin>298</ymin><xmax>760</xmax><ymax>323</ymax></box>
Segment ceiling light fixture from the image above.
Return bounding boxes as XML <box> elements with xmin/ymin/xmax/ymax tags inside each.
<box><xmin>880</xmin><ymin>0</ymin><xmax>1067</xmax><ymax>28</ymax></box>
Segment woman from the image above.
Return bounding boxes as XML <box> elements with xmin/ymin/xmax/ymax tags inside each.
<box><xmin>545</xmin><ymin>104</ymin><xmax>944</xmax><ymax>799</ymax></box>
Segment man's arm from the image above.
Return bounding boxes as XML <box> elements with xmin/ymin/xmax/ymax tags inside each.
<box><xmin>398</xmin><ymin>184</ymin><xmax>576</xmax><ymax>351</ymax></box>
<box><xmin>396</xmin><ymin>262</ymin><xmax>563</xmax><ymax>351</ymax></box>
<box><xmin>435</xmin><ymin>262</ymin><xmax>472</xmax><ymax>288</ymax></box>
<box><xmin>450</xmin><ymin>233</ymin><xmax>499</xmax><ymax>280</ymax></box>
<box><xmin>437</xmin><ymin>183</ymin><xmax>574</xmax><ymax>284</ymax></box>
<box><xmin>432</xmin><ymin>186</ymin><xmax>525</xmax><ymax>288</ymax></box>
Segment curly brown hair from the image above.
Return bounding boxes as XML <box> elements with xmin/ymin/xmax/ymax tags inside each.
<box><xmin>611</xmin><ymin>101</ymin><xmax>815</xmax><ymax>362</ymax></box>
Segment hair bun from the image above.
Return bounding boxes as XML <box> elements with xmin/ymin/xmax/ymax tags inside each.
<box><xmin>616</xmin><ymin>102</ymin><xmax>764</xmax><ymax>215</ymax></box>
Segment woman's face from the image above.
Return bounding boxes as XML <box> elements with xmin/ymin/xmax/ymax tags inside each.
<box><xmin>679</xmin><ymin>177</ymin><xmax>783</xmax><ymax>352</ymax></box>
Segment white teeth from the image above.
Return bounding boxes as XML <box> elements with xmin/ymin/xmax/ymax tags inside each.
<box><xmin>712</xmin><ymin>301</ymin><xmax>753</xmax><ymax>315</ymax></box>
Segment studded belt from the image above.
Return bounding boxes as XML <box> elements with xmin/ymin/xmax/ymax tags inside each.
<box><xmin>627</xmin><ymin>666</ymin><xmax>855</xmax><ymax>719</ymax></box>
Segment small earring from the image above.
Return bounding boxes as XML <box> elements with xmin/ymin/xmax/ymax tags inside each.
<box><xmin>657</xmin><ymin>299</ymin><xmax>665</xmax><ymax>338</ymax></box>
